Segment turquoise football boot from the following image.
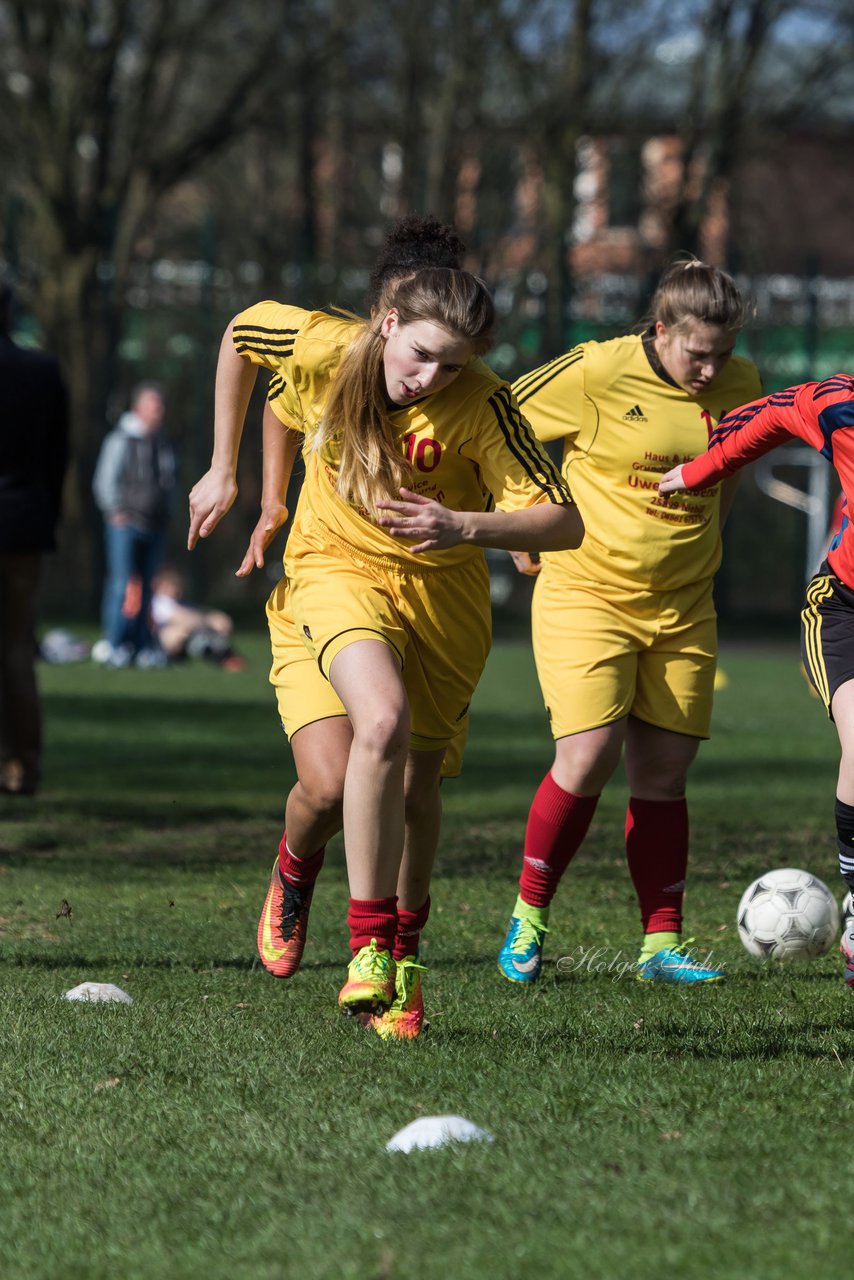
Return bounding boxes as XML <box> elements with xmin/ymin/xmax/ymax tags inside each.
<box><xmin>636</xmin><ymin>940</ymin><xmax>725</xmax><ymax>985</ymax></box>
<box><xmin>498</xmin><ymin>900</ymin><xmax>549</xmax><ymax>983</ymax></box>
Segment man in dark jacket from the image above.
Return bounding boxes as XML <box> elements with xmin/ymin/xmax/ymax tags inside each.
<box><xmin>92</xmin><ymin>383</ymin><xmax>176</xmax><ymax>666</ymax></box>
<box><xmin>0</xmin><ymin>280</ymin><xmax>69</xmax><ymax>795</ymax></box>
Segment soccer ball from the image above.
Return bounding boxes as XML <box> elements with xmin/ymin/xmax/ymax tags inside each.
<box><xmin>736</xmin><ymin>868</ymin><xmax>840</xmax><ymax>960</ymax></box>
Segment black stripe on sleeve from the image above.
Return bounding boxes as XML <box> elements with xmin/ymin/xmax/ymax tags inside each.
<box><xmin>488</xmin><ymin>387</ymin><xmax>568</xmax><ymax>504</ymax></box>
<box><xmin>497</xmin><ymin>386</ymin><xmax>567</xmax><ymax>493</ymax></box>
<box><xmin>513</xmin><ymin>348</ymin><xmax>584</xmax><ymax>404</ymax></box>
<box><xmin>267</xmin><ymin>374</ymin><xmax>287</xmax><ymax>401</ymax></box>
<box><xmin>708</xmin><ymin>389</ymin><xmax>797</xmax><ymax>447</ymax></box>
<box><xmin>233</xmin><ymin>325</ymin><xmax>300</xmax><ymax>338</ymax></box>
<box><xmin>234</xmin><ymin>339</ymin><xmax>296</xmax><ymax>358</ymax></box>
<box><xmin>233</xmin><ymin>324</ymin><xmax>299</xmax><ymax>359</ymax></box>
<box><xmin>814</xmin><ymin>376</ymin><xmax>854</xmax><ymax>402</ymax></box>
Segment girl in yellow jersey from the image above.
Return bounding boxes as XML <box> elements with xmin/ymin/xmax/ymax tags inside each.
<box><xmin>218</xmin><ymin>219</ymin><xmax>471</xmax><ymax>1000</ymax></box>
<box><xmin>497</xmin><ymin>260</ymin><xmax>761</xmax><ymax>986</ymax></box>
<box><xmin>190</xmin><ymin>265</ymin><xmax>582</xmax><ymax>1037</ymax></box>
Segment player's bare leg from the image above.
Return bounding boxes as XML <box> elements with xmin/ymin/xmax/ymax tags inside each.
<box><xmin>623</xmin><ymin>717</ymin><xmax>699</xmax><ymax>801</ymax></box>
<box><xmin>257</xmin><ymin>717</ymin><xmax>447</xmax><ymax>983</ymax></box>
<box><xmin>257</xmin><ymin>717</ymin><xmax>353</xmax><ymax>979</ymax></box>
<box><xmin>329</xmin><ymin>639</ymin><xmax>409</xmax><ymax>1013</ymax></box>
<box><xmin>287</xmin><ymin>717</ymin><xmax>353</xmax><ymax>854</ymax></box>
<box><xmin>398</xmin><ymin>749</ymin><xmax>445</xmax><ymax>910</ymax></box>
<box><xmin>365</xmin><ymin>748</ymin><xmax>444</xmax><ymax>1040</ymax></box>
<box><xmin>831</xmin><ymin>679</ymin><xmax>854</xmax><ymax>805</ymax></box>
<box><xmin>830</xmin><ymin>680</ymin><xmax>854</xmax><ymax>986</ymax></box>
<box><xmin>551</xmin><ymin>720</ymin><xmax>627</xmax><ymax>795</ymax></box>
<box><xmin>329</xmin><ymin>639</ymin><xmax>409</xmax><ymax>899</ymax></box>
<box><xmin>256</xmin><ymin>718</ymin><xmax>350</xmax><ymax>978</ymax></box>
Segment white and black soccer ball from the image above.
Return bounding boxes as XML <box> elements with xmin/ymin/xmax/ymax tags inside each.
<box><xmin>736</xmin><ymin>868</ymin><xmax>840</xmax><ymax>960</ymax></box>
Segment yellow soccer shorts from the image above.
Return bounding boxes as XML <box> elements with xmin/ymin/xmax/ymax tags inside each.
<box><xmin>269</xmin><ymin>534</ymin><xmax>488</xmax><ymax>760</ymax></box>
<box><xmin>532</xmin><ymin>564</ymin><xmax>717</xmax><ymax>740</ymax></box>
<box><xmin>266</xmin><ymin>578</ymin><xmax>469</xmax><ymax>774</ymax></box>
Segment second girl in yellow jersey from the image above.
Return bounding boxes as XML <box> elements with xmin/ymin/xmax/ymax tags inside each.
<box><xmin>498</xmin><ymin>259</ymin><xmax>761</xmax><ymax>987</ymax></box>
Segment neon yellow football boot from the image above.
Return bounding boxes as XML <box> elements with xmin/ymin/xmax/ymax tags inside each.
<box><xmin>367</xmin><ymin>955</ymin><xmax>427</xmax><ymax>1040</ymax></box>
<box><xmin>338</xmin><ymin>939</ymin><xmax>396</xmax><ymax>1014</ymax></box>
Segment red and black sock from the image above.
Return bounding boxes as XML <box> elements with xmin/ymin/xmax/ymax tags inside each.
<box><xmin>518</xmin><ymin>772</ymin><xmax>599</xmax><ymax>908</ymax></box>
<box><xmin>277</xmin><ymin>832</ymin><xmax>325</xmax><ymax>888</ymax></box>
<box><xmin>625</xmin><ymin>796</ymin><xmax>688</xmax><ymax>934</ymax></box>
<box><xmin>346</xmin><ymin>896</ymin><xmax>398</xmax><ymax>955</ymax></box>
<box><xmin>394</xmin><ymin>896</ymin><xmax>430</xmax><ymax>961</ymax></box>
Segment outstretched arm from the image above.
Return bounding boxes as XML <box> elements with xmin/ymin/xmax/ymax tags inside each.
<box><xmin>659</xmin><ymin>381</ymin><xmax>833</xmax><ymax>496</ymax></box>
<box><xmin>236</xmin><ymin>401</ymin><xmax>302</xmax><ymax>576</ymax></box>
<box><xmin>188</xmin><ymin>321</ymin><xmax>258</xmax><ymax>549</ymax></box>
<box><xmin>376</xmin><ymin>490</ymin><xmax>583</xmax><ymax>555</ymax></box>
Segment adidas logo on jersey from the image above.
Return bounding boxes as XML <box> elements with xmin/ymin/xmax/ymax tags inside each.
<box><xmin>623</xmin><ymin>404</ymin><xmax>648</xmax><ymax>421</ymax></box>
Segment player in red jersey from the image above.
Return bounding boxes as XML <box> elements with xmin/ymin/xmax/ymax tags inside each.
<box><xmin>659</xmin><ymin>375</ymin><xmax>854</xmax><ymax>986</ymax></box>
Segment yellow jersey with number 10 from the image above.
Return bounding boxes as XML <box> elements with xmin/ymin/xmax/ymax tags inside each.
<box><xmin>513</xmin><ymin>332</ymin><xmax>761</xmax><ymax>592</ymax></box>
<box><xmin>232</xmin><ymin>301</ymin><xmax>572</xmax><ymax>570</ymax></box>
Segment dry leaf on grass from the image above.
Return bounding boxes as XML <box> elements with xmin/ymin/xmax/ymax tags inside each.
<box><xmin>94</xmin><ymin>1077</ymin><xmax>121</xmax><ymax>1091</ymax></box>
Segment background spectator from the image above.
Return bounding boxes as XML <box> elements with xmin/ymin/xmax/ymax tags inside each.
<box><xmin>151</xmin><ymin>567</ymin><xmax>246</xmax><ymax>671</ymax></box>
<box><xmin>92</xmin><ymin>382</ymin><xmax>176</xmax><ymax>667</ymax></box>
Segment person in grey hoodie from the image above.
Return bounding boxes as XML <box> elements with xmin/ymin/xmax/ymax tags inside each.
<box><xmin>92</xmin><ymin>384</ymin><xmax>176</xmax><ymax>665</ymax></box>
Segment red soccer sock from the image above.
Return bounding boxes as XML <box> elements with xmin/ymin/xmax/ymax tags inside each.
<box><xmin>625</xmin><ymin>796</ymin><xmax>688</xmax><ymax>934</ymax></box>
<box><xmin>277</xmin><ymin>832</ymin><xmax>325</xmax><ymax>887</ymax></box>
<box><xmin>518</xmin><ymin>772</ymin><xmax>599</xmax><ymax>908</ymax></box>
<box><xmin>394</xmin><ymin>896</ymin><xmax>430</xmax><ymax>960</ymax></box>
<box><xmin>346</xmin><ymin>896</ymin><xmax>398</xmax><ymax>955</ymax></box>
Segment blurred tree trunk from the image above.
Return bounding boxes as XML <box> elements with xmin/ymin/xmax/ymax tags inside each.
<box><xmin>0</xmin><ymin>0</ymin><xmax>276</xmax><ymax>604</ymax></box>
<box><xmin>667</xmin><ymin>0</ymin><xmax>786</xmax><ymax>261</ymax></box>
<box><xmin>395</xmin><ymin>0</ymin><xmax>429</xmax><ymax>213</ymax></box>
<box><xmin>318</xmin><ymin>0</ymin><xmax>350</xmax><ymax>277</ymax></box>
<box><xmin>291</xmin><ymin>24</ymin><xmax>321</xmax><ymax>305</ymax></box>
<box><xmin>423</xmin><ymin>0</ymin><xmax>480</xmax><ymax>224</ymax></box>
<box><xmin>540</xmin><ymin>0</ymin><xmax>593</xmax><ymax>359</ymax></box>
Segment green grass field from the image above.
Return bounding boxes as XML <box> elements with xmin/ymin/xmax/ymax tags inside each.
<box><xmin>1</xmin><ymin>636</ymin><xmax>850</xmax><ymax>1279</ymax></box>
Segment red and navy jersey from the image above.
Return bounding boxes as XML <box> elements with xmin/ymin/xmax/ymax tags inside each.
<box><xmin>681</xmin><ymin>375</ymin><xmax>854</xmax><ymax>587</ymax></box>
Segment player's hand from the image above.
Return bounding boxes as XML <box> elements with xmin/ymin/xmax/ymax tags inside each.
<box><xmin>658</xmin><ymin>464</ymin><xmax>686</xmax><ymax>495</ymax></box>
<box><xmin>509</xmin><ymin>551</ymin><xmax>541</xmax><ymax>576</ymax></box>
<box><xmin>376</xmin><ymin>488</ymin><xmax>464</xmax><ymax>553</ymax></box>
<box><xmin>188</xmin><ymin>468</ymin><xmax>238</xmax><ymax>549</ymax></box>
<box><xmin>236</xmin><ymin>503</ymin><xmax>289</xmax><ymax>577</ymax></box>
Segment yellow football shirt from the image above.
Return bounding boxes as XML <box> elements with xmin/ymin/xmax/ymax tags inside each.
<box><xmin>513</xmin><ymin>332</ymin><xmax>761</xmax><ymax>591</ymax></box>
<box><xmin>233</xmin><ymin>302</ymin><xmax>571</xmax><ymax>569</ymax></box>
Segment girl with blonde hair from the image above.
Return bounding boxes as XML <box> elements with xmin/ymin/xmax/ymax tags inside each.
<box><xmin>498</xmin><ymin>258</ymin><xmax>761</xmax><ymax>987</ymax></box>
<box><xmin>190</xmin><ymin>256</ymin><xmax>582</xmax><ymax>1036</ymax></box>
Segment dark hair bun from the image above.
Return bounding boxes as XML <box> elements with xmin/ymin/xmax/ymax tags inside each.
<box><xmin>368</xmin><ymin>215</ymin><xmax>466</xmax><ymax>305</ymax></box>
